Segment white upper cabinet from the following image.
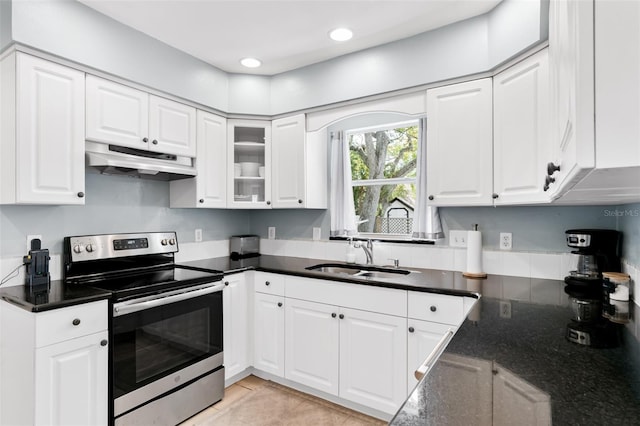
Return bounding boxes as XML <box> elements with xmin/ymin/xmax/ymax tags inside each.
<box><xmin>272</xmin><ymin>114</ymin><xmax>306</xmax><ymax>208</ymax></box>
<box><xmin>426</xmin><ymin>78</ymin><xmax>493</xmax><ymax>206</ymax></box>
<box><xmin>86</xmin><ymin>75</ymin><xmax>196</xmax><ymax>157</ymax></box>
<box><xmin>547</xmin><ymin>0</ymin><xmax>595</xmax><ymax>196</ymax></box>
<box><xmin>1</xmin><ymin>52</ymin><xmax>85</xmax><ymax>205</ymax></box>
<box><xmin>169</xmin><ymin>110</ymin><xmax>227</xmax><ymax>208</ymax></box>
<box><xmin>493</xmin><ymin>49</ymin><xmax>551</xmax><ymax>205</ymax></box>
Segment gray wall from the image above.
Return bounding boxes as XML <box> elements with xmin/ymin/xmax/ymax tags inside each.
<box><xmin>0</xmin><ymin>0</ymin><xmax>11</xmax><ymax>51</ymax></box>
<box><xmin>0</xmin><ymin>172</ymin><xmax>250</xmax><ymax>257</ymax></box>
<box><xmin>9</xmin><ymin>0</ymin><xmax>545</xmax><ymax>116</ymax></box>
<box><xmin>618</xmin><ymin>202</ymin><xmax>640</xmax><ymax>266</ymax></box>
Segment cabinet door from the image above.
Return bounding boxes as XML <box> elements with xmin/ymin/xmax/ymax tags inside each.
<box><xmin>406</xmin><ymin>320</ymin><xmax>454</xmax><ymax>394</ymax></box>
<box><xmin>34</xmin><ymin>331</ymin><xmax>108</xmax><ymax>426</ymax></box>
<box><xmin>85</xmin><ymin>75</ymin><xmax>149</xmax><ymax>150</ymax></box>
<box><xmin>426</xmin><ymin>79</ymin><xmax>493</xmax><ymax>206</ymax></box>
<box><xmin>493</xmin><ymin>365</ymin><xmax>551</xmax><ymax>425</ymax></box>
<box><xmin>223</xmin><ymin>274</ymin><xmax>249</xmax><ymax>381</ymax></box>
<box><xmin>253</xmin><ymin>293</ymin><xmax>285</xmax><ymax>377</ymax></box>
<box><xmin>547</xmin><ymin>0</ymin><xmax>595</xmax><ymax>196</ymax></box>
<box><xmin>169</xmin><ymin>110</ymin><xmax>227</xmax><ymax>208</ymax></box>
<box><xmin>339</xmin><ymin>307</ymin><xmax>407</xmax><ymax>414</ymax></box>
<box><xmin>285</xmin><ymin>298</ymin><xmax>339</xmax><ymax>395</ymax></box>
<box><xmin>149</xmin><ymin>95</ymin><xmax>196</xmax><ymax>157</ymax></box>
<box><xmin>494</xmin><ymin>49</ymin><xmax>551</xmax><ymax>205</ymax></box>
<box><xmin>271</xmin><ymin>114</ymin><xmax>306</xmax><ymax>208</ymax></box>
<box><xmin>16</xmin><ymin>53</ymin><xmax>85</xmax><ymax>204</ymax></box>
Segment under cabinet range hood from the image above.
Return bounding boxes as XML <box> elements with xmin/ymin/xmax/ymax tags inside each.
<box><xmin>85</xmin><ymin>142</ymin><xmax>196</xmax><ymax>181</ymax></box>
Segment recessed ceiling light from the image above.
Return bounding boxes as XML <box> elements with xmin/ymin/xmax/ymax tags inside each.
<box><xmin>240</xmin><ymin>57</ymin><xmax>262</xmax><ymax>68</ymax></box>
<box><xmin>329</xmin><ymin>28</ymin><xmax>353</xmax><ymax>42</ymax></box>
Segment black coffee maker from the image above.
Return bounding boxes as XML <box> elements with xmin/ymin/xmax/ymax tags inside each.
<box><xmin>564</xmin><ymin>229</ymin><xmax>622</xmax><ymax>347</ymax></box>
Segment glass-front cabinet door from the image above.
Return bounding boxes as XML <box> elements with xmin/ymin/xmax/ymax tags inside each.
<box><xmin>227</xmin><ymin>120</ymin><xmax>272</xmax><ymax>208</ymax></box>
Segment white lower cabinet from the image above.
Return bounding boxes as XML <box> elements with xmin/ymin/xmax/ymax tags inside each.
<box><xmin>253</xmin><ymin>292</ymin><xmax>285</xmax><ymax>377</ymax></box>
<box><xmin>0</xmin><ymin>300</ymin><xmax>109</xmax><ymax>426</ymax></box>
<box><xmin>406</xmin><ymin>319</ymin><xmax>455</xmax><ymax>394</ymax></box>
<box><xmin>338</xmin><ymin>307</ymin><xmax>407</xmax><ymax>413</ymax></box>
<box><xmin>223</xmin><ymin>273</ymin><xmax>250</xmax><ymax>380</ymax></box>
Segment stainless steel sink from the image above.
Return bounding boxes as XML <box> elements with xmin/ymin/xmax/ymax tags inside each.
<box><xmin>306</xmin><ymin>263</ymin><xmax>415</xmax><ymax>282</ymax></box>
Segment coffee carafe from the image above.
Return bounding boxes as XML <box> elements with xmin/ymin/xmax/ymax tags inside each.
<box><xmin>564</xmin><ymin>229</ymin><xmax>623</xmax><ymax>348</ymax></box>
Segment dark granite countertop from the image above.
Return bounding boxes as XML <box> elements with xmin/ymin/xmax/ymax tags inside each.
<box><xmin>391</xmin><ymin>296</ymin><xmax>640</xmax><ymax>425</ymax></box>
<box><xmin>0</xmin><ymin>280</ymin><xmax>112</xmax><ymax>312</ymax></box>
<box><xmin>181</xmin><ymin>255</ymin><xmax>481</xmax><ymax>298</ymax></box>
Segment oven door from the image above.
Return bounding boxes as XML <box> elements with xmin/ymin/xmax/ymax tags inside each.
<box><xmin>111</xmin><ymin>282</ymin><xmax>224</xmax><ymax>418</ymax></box>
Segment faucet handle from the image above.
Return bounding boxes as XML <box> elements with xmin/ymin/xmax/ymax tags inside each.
<box><xmin>388</xmin><ymin>258</ymin><xmax>399</xmax><ymax>268</ymax></box>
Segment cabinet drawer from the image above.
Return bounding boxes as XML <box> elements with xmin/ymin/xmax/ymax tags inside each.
<box><xmin>35</xmin><ymin>300</ymin><xmax>108</xmax><ymax>348</ymax></box>
<box><xmin>254</xmin><ymin>272</ymin><xmax>285</xmax><ymax>296</ymax></box>
<box><xmin>408</xmin><ymin>292</ymin><xmax>463</xmax><ymax>326</ymax></box>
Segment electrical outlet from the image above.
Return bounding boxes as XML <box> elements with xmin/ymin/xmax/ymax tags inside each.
<box><xmin>500</xmin><ymin>301</ymin><xmax>512</xmax><ymax>319</ymax></box>
<box><xmin>26</xmin><ymin>234</ymin><xmax>43</xmax><ymax>252</ymax></box>
<box><xmin>449</xmin><ymin>230</ymin><xmax>467</xmax><ymax>248</ymax></box>
<box><xmin>195</xmin><ymin>229</ymin><xmax>203</xmax><ymax>242</ymax></box>
<box><xmin>500</xmin><ymin>232</ymin><xmax>513</xmax><ymax>250</ymax></box>
<box><xmin>312</xmin><ymin>227</ymin><xmax>321</xmax><ymax>241</ymax></box>
<box><xmin>268</xmin><ymin>227</ymin><xmax>276</xmax><ymax>240</ymax></box>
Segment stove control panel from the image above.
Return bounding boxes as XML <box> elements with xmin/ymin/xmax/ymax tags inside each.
<box><xmin>67</xmin><ymin>232</ymin><xmax>178</xmax><ymax>262</ymax></box>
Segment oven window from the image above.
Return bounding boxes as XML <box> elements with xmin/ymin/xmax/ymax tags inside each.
<box><xmin>112</xmin><ymin>291</ymin><xmax>223</xmax><ymax>398</ymax></box>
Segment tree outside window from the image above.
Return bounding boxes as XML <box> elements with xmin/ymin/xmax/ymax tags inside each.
<box><xmin>348</xmin><ymin>121</ymin><xmax>418</xmax><ymax>235</ymax></box>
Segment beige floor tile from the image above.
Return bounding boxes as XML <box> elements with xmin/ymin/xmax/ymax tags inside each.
<box><xmin>218</xmin><ymin>386</ymin><xmax>307</xmax><ymax>425</ymax></box>
<box><xmin>211</xmin><ymin>383</ymin><xmax>252</xmax><ymax>411</ymax></box>
<box><xmin>179</xmin><ymin>405</ymin><xmax>219</xmax><ymax>426</ymax></box>
<box><xmin>341</xmin><ymin>415</ymin><xmax>388</xmax><ymax>426</ymax></box>
<box><xmin>237</xmin><ymin>374</ymin><xmax>269</xmax><ymax>390</ymax></box>
<box><xmin>284</xmin><ymin>400</ymin><xmax>351</xmax><ymax>426</ymax></box>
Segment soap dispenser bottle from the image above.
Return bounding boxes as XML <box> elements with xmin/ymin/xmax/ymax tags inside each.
<box><xmin>346</xmin><ymin>238</ymin><xmax>356</xmax><ymax>264</ymax></box>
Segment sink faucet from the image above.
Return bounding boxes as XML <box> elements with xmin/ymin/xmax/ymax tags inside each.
<box><xmin>355</xmin><ymin>239</ymin><xmax>374</xmax><ymax>264</ymax></box>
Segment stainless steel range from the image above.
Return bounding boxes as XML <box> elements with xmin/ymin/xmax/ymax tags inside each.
<box><xmin>63</xmin><ymin>232</ymin><xmax>225</xmax><ymax>426</ymax></box>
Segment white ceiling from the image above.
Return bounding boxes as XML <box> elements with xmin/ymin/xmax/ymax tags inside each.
<box><xmin>78</xmin><ymin>0</ymin><xmax>503</xmax><ymax>76</ymax></box>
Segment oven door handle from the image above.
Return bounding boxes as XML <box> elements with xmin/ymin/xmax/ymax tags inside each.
<box><xmin>113</xmin><ymin>282</ymin><xmax>225</xmax><ymax>317</ymax></box>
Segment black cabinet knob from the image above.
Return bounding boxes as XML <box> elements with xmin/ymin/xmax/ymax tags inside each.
<box><xmin>100</xmin><ymin>339</ymin><xmax>108</xmax><ymax>347</ymax></box>
<box><xmin>152</xmin><ymin>139</ymin><xmax>158</xmax><ymax>145</ymax></box>
<box><xmin>277</xmin><ymin>302</ymin><xmax>283</xmax><ymax>307</ymax></box>
<box><xmin>428</xmin><ymin>195</ymin><xmax>434</xmax><ymax>201</ymax></box>
<box><xmin>298</xmin><ymin>199</ymin><xmax>303</xmax><ymax>204</ymax></box>
<box><xmin>492</xmin><ymin>193</ymin><xmax>499</xmax><ymax>199</ymax></box>
<box><xmin>331</xmin><ymin>313</ymin><xmax>337</xmax><ymax>318</ymax></box>
<box><xmin>545</xmin><ymin>175</ymin><xmax>556</xmax><ymax>185</ymax></box>
<box><xmin>547</xmin><ymin>162</ymin><xmax>560</xmax><ymax>175</ymax></box>
<box><xmin>142</xmin><ymin>137</ymin><xmax>149</xmax><ymax>143</ymax></box>
<box><xmin>265</xmin><ymin>281</ymin><xmax>270</xmax><ymax>286</ymax></box>
<box><xmin>199</xmin><ymin>199</ymin><xmax>204</xmax><ymax>203</ymax></box>
<box><xmin>224</xmin><ymin>281</ymin><xmax>229</xmax><ymax>286</ymax></box>
<box><xmin>72</xmin><ymin>318</ymin><xmax>81</xmax><ymax>326</ymax></box>
<box><xmin>266</xmin><ymin>201</ymin><xmax>271</xmax><ymax>205</ymax></box>
<box><xmin>77</xmin><ymin>192</ymin><xmax>84</xmax><ymax>198</ymax></box>
<box><xmin>339</xmin><ymin>314</ymin><xmax>344</xmax><ymax>319</ymax></box>
<box><xmin>408</xmin><ymin>327</ymin><xmax>415</xmax><ymax>333</ymax></box>
<box><xmin>430</xmin><ymin>306</ymin><xmax>437</xmax><ymax>312</ymax></box>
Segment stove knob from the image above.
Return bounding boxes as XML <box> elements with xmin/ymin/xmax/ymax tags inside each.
<box><xmin>161</xmin><ymin>239</ymin><xmax>168</xmax><ymax>246</ymax></box>
<box><xmin>169</xmin><ymin>238</ymin><xmax>176</xmax><ymax>246</ymax></box>
<box><xmin>73</xmin><ymin>245</ymin><xmax>83</xmax><ymax>254</ymax></box>
<box><xmin>85</xmin><ymin>244</ymin><xmax>94</xmax><ymax>253</ymax></box>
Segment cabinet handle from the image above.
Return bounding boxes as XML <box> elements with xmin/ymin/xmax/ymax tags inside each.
<box><xmin>199</xmin><ymin>199</ymin><xmax>204</xmax><ymax>204</ymax></box>
<box><xmin>409</xmin><ymin>327</ymin><xmax>415</xmax><ymax>333</ymax></box>
<box><xmin>72</xmin><ymin>318</ymin><xmax>81</xmax><ymax>326</ymax></box>
<box><xmin>265</xmin><ymin>281</ymin><xmax>270</xmax><ymax>286</ymax></box>
<box><xmin>547</xmin><ymin>162</ymin><xmax>561</xmax><ymax>175</ymax></box>
<box><xmin>100</xmin><ymin>339</ymin><xmax>108</xmax><ymax>347</ymax></box>
<box><xmin>428</xmin><ymin>195</ymin><xmax>434</xmax><ymax>201</ymax></box>
<box><xmin>77</xmin><ymin>192</ymin><xmax>85</xmax><ymax>198</ymax></box>
<box><xmin>331</xmin><ymin>313</ymin><xmax>337</xmax><ymax>318</ymax></box>
<box><xmin>298</xmin><ymin>199</ymin><xmax>303</xmax><ymax>204</ymax></box>
<box><xmin>430</xmin><ymin>306</ymin><xmax>437</xmax><ymax>312</ymax></box>
<box><xmin>266</xmin><ymin>201</ymin><xmax>271</xmax><ymax>205</ymax></box>
<box><xmin>492</xmin><ymin>193</ymin><xmax>499</xmax><ymax>199</ymax></box>
<box><xmin>339</xmin><ymin>314</ymin><xmax>344</xmax><ymax>319</ymax></box>
<box><xmin>224</xmin><ymin>281</ymin><xmax>229</xmax><ymax>286</ymax></box>
<box><xmin>142</xmin><ymin>137</ymin><xmax>149</xmax><ymax>143</ymax></box>
<box><xmin>277</xmin><ymin>302</ymin><xmax>283</xmax><ymax>307</ymax></box>
<box><xmin>152</xmin><ymin>139</ymin><xmax>158</xmax><ymax>145</ymax></box>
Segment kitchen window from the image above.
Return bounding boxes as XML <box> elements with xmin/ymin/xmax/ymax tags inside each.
<box><xmin>348</xmin><ymin>121</ymin><xmax>418</xmax><ymax>236</ymax></box>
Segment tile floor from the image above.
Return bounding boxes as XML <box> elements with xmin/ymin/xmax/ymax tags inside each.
<box><xmin>180</xmin><ymin>375</ymin><xmax>387</xmax><ymax>426</ymax></box>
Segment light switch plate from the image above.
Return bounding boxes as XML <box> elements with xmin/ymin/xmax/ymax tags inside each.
<box><xmin>268</xmin><ymin>227</ymin><xmax>276</xmax><ymax>240</ymax></box>
<box><xmin>195</xmin><ymin>229</ymin><xmax>203</xmax><ymax>242</ymax></box>
<box><xmin>449</xmin><ymin>230</ymin><xmax>467</xmax><ymax>248</ymax></box>
<box><xmin>312</xmin><ymin>227</ymin><xmax>321</xmax><ymax>241</ymax></box>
